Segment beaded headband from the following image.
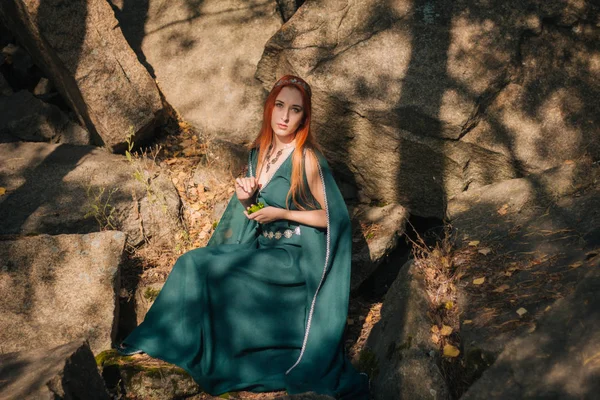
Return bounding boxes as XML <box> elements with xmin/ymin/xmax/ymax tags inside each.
<box><xmin>273</xmin><ymin>76</ymin><xmax>312</xmax><ymax>98</ymax></box>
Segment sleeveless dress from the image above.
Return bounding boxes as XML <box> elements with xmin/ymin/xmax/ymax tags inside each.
<box><xmin>120</xmin><ymin>149</ymin><xmax>369</xmax><ymax>399</ymax></box>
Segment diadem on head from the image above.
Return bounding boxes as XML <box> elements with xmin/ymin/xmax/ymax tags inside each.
<box><xmin>273</xmin><ymin>75</ymin><xmax>312</xmax><ymax>98</ymax></box>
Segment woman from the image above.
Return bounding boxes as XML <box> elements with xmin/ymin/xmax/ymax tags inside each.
<box><xmin>119</xmin><ymin>75</ymin><xmax>369</xmax><ymax>399</ymax></box>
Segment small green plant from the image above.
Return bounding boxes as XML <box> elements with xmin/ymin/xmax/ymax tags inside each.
<box><xmin>247</xmin><ymin>202</ymin><xmax>265</xmax><ymax>214</ymax></box>
<box><xmin>144</xmin><ymin>287</ymin><xmax>161</xmax><ymax>302</ymax></box>
<box><xmin>84</xmin><ymin>185</ymin><xmax>118</xmax><ymax>230</ymax></box>
<box><xmin>125</xmin><ymin>128</ymin><xmax>170</xmax><ymax>216</ymax></box>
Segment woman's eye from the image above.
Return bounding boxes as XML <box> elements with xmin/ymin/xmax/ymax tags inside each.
<box><xmin>275</xmin><ymin>103</ymin><xmax>283</xmax><ymax>108</ymax></box>
<box><xmin>292</xmin><ymin>108</ymin><xmax>300</xmax><ymax>113</ymax></box>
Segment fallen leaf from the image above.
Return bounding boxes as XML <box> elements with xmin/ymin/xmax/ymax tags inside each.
<box><xmin>431</xmin><ymin>325</ymin><xmax>440</xmax><ymax>333</ymax></box>
<box><xmin>468</xmin><ymin>240</ymin><xmax>480</xmax><ymax>246</ymax></box>
<box><xmin>443</xmin><ymin>344</ymin><xmax>460</xmax><ymax>358</ymax></box>
<box><xmin>463</xmin><ymin>320</ymin><xmax>473</xmax><ymax>325</ymax></box>
<box><xmin>478</xmin><ymin>247</ymin><xmax>492</xmax><ymax>255</ymax></box>
<box><xmin>516</xmin><ymin>307</ymin><xmax>528</xmax><ymax>316</ymax></box>
<box><xmin>0</xmin><ymin>187</ymin><xmax>5</xmax><ymax>196</ymax></box>
<box><xmin>564</xmin><ymin>159</ymin><xmax>575</xmax><ymax>165</ymax></box>
<box><xmin>544</xmin><ymin>305</ymin><xmax>551</xmax><ymax>312</ymax></box>
<box><xmin>473</xmin><ymin>277</ymin><xmax>486</xmax><ymax>285</ymax></box>
<box><xmin>440</xmin><ymin>325</ymin><xmax>453</xmax><ymax>336</ymax></box>
<box><xmin>493</xmin><ymin>284</ymin><xmax>510</xmax><ymax>293</ymax></box>
<box><xmin>497</xmin><ymin>204</ymin><xmax>509</xmax><ymax>215</ymax></box>
<box><xmin>527</xmin><ymin>323</ymin><xmax>537</xmax><ymax>333</ymax></box>
<box><xmin>504</xmin><ymin>271</ymin><xmax>513</xmax><ymax>277</ymax></box>
<box><xmin>569</xmin><ymin>261</ymin><xmax>583</xmax><ymax>269</ymax></box>
<box><xmin>431</xmin><ymin>333</ymin><xmax>440</xmax><ymax>344</ymax></box>
<box><xmin>444</xmin><ymin>301</ymin><xmax>454</xmax><ymax>310</ymax></box>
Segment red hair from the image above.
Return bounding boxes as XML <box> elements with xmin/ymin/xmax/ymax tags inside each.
<box><xmin>251</xmin><ymin>75</ymin><xmax>319</xmax><ymax>210</ymax></box>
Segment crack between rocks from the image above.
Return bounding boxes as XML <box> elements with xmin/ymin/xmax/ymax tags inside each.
<box><xmin>306</xmin><ymin>15</ymin><xmax>403</xmax><ymax>76</ymax></box>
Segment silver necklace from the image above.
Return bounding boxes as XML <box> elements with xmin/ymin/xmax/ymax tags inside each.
<box><xmin>265</xmin><ymin>141</ymin><xmax>295</xmax><ymax>173</ymax></box>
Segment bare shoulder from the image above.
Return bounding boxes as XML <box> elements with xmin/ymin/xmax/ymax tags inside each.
<box><xmin>303</xmin><ymin>148</ymin><xmax>320</xmax><ymax>179</ymax></box>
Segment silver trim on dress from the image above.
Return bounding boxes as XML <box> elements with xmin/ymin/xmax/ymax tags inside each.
<box><xmin>285</xmin><ymin>157</ymin><xmax>330</xmax><ymax>375</ymax></box>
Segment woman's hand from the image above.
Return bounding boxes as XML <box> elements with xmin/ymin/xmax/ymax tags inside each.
<box><xmin>235</xmin><ymin>177</ymin><xmax>258</xmax><ymax>203</ymax></box>
<box><xmin>244</xmin><ymin>206</ymin><xmax>288</xmax><ymax>224</ymax></box>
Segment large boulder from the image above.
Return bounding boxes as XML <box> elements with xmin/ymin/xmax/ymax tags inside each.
<box><xmin>364</xmin><ymin>260</ymin><xmax>449</xmax><ymax>400</ymax></box>
<box><xmin>461</xmin><ymin>265</ymin><xmax>600</xmax><ymax>400</ymax></box>
<box><xmin>0</xmin><ymin>142</ymin><xmax>181</xmax><ymax>247</ymax></box>
<box><xmin>447</xmin><ymin>159</ymin><xmax>600</xmax><ymax>392</ymax></box>
<box><xmin>109</xmin><ymin>0</ymin><xmax>282</xmax><ymax>143</ymax></box>
<box><xmin>0</xmin><ymin>0</ymin><xmax>164</xmax><ymax>151</ymax></box>
<box><xmin>97</xmin><ymin>351</ymin><xmax>202</xmax><ymax>400</ymax></box>
<box><xmin>256</xmin><ymin>0</ymin><xmax>600</xmax><ymax>218</ymax></box>
<box><xmin>0</xmin><ymin>340</ymin><xmax>110</xmax><ymax>400</ymax></box>
<box><xmin>350</xmin><ymin>203</ymin><xmax>409</xmax><ymax>291</ymax></box>
<box><xmin>0</xmin><ymin>90</ymin><xmax>89</xmax><ymax>144</ymax></box>
<box><xmin>0</xmin><ymin>232</ymin><xmax>124</xmax><ymax>355</ymax></box>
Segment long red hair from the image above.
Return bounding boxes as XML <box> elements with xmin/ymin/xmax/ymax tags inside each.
<box><xmin>251</xmin><ymin>75</ymin><xmax>319</xmax><ymax>210</ymax></box>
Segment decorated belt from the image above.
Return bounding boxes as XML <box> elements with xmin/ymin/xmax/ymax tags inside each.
<box><xmin>262</xmin><ymin>225</ymin><xmax>301</xmax><ymax>240</ymax></box>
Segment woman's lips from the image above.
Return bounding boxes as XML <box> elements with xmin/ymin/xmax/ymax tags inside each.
<box><xmin>277</xmin><ymin>123</ymin><xmax>288</xmax><ymax>129</ymax></box>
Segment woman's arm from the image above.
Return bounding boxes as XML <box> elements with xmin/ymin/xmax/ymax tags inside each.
<box><xmin>244</xmin><ymin>150</ymin><xmax>328</xmax><ymax>229</ymax></box>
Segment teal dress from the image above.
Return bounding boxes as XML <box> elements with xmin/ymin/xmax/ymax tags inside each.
<box><xmin>120</xmin><ymin>149</ymin><xmax>369</xmax><ymax>399</ymax></box>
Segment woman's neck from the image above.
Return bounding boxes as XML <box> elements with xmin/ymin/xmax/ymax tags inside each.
<box><xmin>272</xmin><ymin>134</ymin><xmax>296</xmax><ymax>150</ymax></box>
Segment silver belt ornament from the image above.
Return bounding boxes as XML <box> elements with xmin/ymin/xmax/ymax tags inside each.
<box><xmin>262</xmin><ymin>225</ymin><xmax>301</xmax><ymax>240</ymax></box>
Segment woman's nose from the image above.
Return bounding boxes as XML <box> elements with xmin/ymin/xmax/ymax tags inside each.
<box><xmin>282</xmin><ymin>109</ymin><xmax>290</xmax><ymax>122</ymax></box>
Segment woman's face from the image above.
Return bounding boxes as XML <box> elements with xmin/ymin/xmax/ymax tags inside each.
<box><xmin>271</xmin><ymin>86</ymin><xmax>305</xmax><ymax>141</ymax></box>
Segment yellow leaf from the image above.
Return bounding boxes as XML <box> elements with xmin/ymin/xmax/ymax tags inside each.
<box><xmin>497</xmin><ymin>204</ymin><xmax>509</xmax><ymax>215</ymax></box>
<box><xmin>478</xmin><ymin>247</ymin><xmax>492</xmax><ymax>255</ymax></box>
<box><xmin>431</xmin><ymin>325</ymin><xmax>440</xmax><ymax>333</ymax></box>
<box><xmin>445</xmin><ymin>301</ymin><xmax>454</xmax><ymax>310</ymax></box>
<box><xmin>473</xmin><ymin>277</ymin><xmax>486</xmax><ymax>285</ymax></box>
<box><xmin>443</xmin><ymin>344</ymin><xmax>460</xmax><ymax>358</ymax></box>
<box><xmin>463</xmin><ymin>320</ymin><xmax>473</xmax><ymax>325</ymax></box>
<box><xmin>440</xmin><ymin>325</ymin><xmax>453</xmax><ymax>336</ymax></box>
<box><xmin>431</xmin><ymin>333</ymin><xmax>440</xmax><ymax>344</ymax></box>
<box><xmin>468</xmin><ymin>240</ymin><xmax>480</xmax><ymax>246</ymax></box>
<box><xmin>569</xmin><ymin>261</ymin><xmax>583</xmax><ymax>269</ymax></box>
<box><xmin>516</xmin><ymin>307</ymin><xmax>528</xmax><ymax>316</ymax></box>
<box><xmin>493</xmin><ymin>284</ymin><xmax>510</xmax><ymax>293</ymax></box>
<box><xmin>0</xmin><ymin>187</ymin><xmax>5</xmax><ymax>196</ymax></box>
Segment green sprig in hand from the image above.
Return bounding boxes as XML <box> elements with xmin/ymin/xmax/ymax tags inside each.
<box><xmin>246</xmin><ymin>202</ymin><xmax>265</xmax><ymax>214</ymax></box>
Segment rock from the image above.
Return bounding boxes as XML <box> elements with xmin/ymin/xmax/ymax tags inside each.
<box><xmin>448</xmin><ymin>159</ymin><xmax>600</xmax><ymax>389</ymax></box>
<box><xmin>0</xmin><ymin>232</ymin><xmax>125</xmax><ymax>355</ymax></box>
<box><xmin>0</xmin><ymin>340</ymin><xmax>110</xmax><ymax>400</ymax></box>
<box><xmin>97</xmin><ymin>350</ymin><xmax>202</xmax><ymax>399</ymax></box>
<box><xmin>276</xmin><ymin>0</ymin><xmax>303</xmax><ymax>22</ymax></box>
<box><xmin>0</xmin><ymin>0</ymin><xmax>164</xmax><ymax>151</ymax></box>
<box><xmin>0</xmin><ymin>90</ymin><xmax>90</xmax><ymax>144</ymax></box>
<box><xmin>275</xmin><ymin>393</ymin><xmax>335</xmax><ymax>400</ymax></box>
<box><xmin>0</xmin><ymin>142</ymin><xmax>182</xmax><ymax>247</ymax></box>
<box><xmin>0</xmin><ymin>72</ymin><xmax>12</xmax><ymax>95</ymax></box>
<box><xmin>461</xmin><ymin>265</ymin><xmax>600</xmax><ymax>400</ymax></box>
<box><xmin>134</xmin><ymin>282</ymin><xmax>164</xmax><ymax>325</ymax></box>
<box><xmin>447</xmin><ymin>159</ymin><xmax>600</xmax><ymax>248</ymax></box>
<box><xmin>365</xmin><ymin>260</ymin><xmax>450</xmax><ymax>400</ymax></box>
<box><xmin>350</xmin><ymin>203</ymin><xmax>409</xmax><ymax>290</ymax></box>
<box><xmin>33</xmin><ymin>76</ymin><xmax>52</xmax><ymax>96</ymax></box>
<box><xmin>256</xmin><ymin>0</ymin><xmax>600</xmax><ymax>218</ymax></box>
<box><xmin>109</xmin><ymin>0</ymin><xmax>281</xmax><ymax>144</ymax></box>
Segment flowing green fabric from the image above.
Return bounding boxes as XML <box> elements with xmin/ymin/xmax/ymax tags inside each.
<box><xmin>121</xmin><ymin>148</ymin><xmax>369</xmax><ymax>399</ymax></box>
